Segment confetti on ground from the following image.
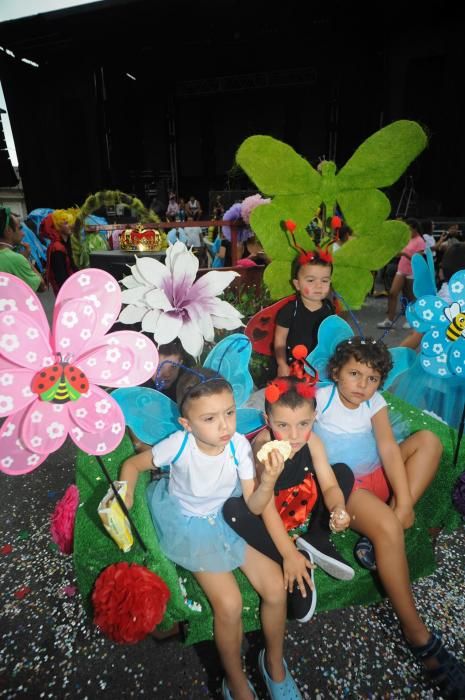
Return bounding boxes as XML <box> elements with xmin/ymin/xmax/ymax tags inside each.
<box><xmin>0</xmin><ymin>438</ymin><xmax>464</xmax><ymax>698</ymax></box>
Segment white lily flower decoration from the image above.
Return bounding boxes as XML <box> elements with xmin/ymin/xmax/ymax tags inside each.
<box><xmin>118</xmin><ymin>241</ymin><xmax>243</xmax><ymax>357</ymax></box>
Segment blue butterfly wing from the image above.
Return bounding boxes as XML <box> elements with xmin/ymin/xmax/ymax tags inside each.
<box><xmin>448</xmin><ymin>271</ymin><xmax>465</xmax><ymax>305</ymax></box>
<box><xmin>112</xmin><ymin>387</ymin><xmax>180</xmax><ymax>444</ymax></box>
<box><xmin>405</xmin><ymin>302</ymin><xmax>430</xmax><ymax>333</ymax></box>
<box><xmin>413</xmin><ymin>296</ymin><xmax>448</xmax><ymax>328</ymax></box>
<box><xmin>236</xmin><ymin>407</ymin><xmax>265</xmax><ymax>436</ymax></box>
<box><xmin>384</xmin><ymin>347</ymin><xmax>416</xmax><ymax>389</ymax></box>
<box><xmin>412</xmin><ymin>249</ymin><xmax>436</xmax><ymax>298</ymax></box>
<box><xmin>446</xmin><ymin>337</ymin><xmax>465</xmax><ymax>378</ymax></box>
<box><xmin>308</xmin><ymin>316</ymin><xmax>354</xmax><ymax>383</ymax></box>
<box><xmin>203</xmin><ymin>333</ymin><xmax>253</xmax><ymax>407</ymax></box>
<box><xmin>418</xmin><ymin>329</ymin><xmax>453</xmax><ymax>377</ymax></box>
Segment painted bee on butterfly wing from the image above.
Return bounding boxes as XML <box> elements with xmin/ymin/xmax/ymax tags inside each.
<box><xmin>444</xmin><ymin>302</ymin><xmax>465</xmax><ymax>342</ymax></box>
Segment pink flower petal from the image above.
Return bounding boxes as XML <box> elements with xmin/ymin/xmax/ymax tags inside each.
<box><xmin>52</xmin><ymin>298</ymin><xmax>98</xmax><ymax>359</ymax></box>
<box><xmin>76</xmin><ymin>332</ymin><xmax>158</xmax><ymax>388</ymax></box>
<box><xmin>0</xmin><ymin>311</ymin><xmax>51</xmax><ymax>371</ymax></box>
<box><xmin>54</xmin><ymin>270</ymin><xmax>121</xmax><ymax>345</ymax></box>
<box><xmin>0</xmin><ymin>273</ymin><xmax>50</xmax><ymax>337</ymax></box>
<box><xmin>68</xmin><ymin>394</ymin><xmax>125</xmax><ymax>455</ymax></box>
<box><xmin>0</xmin><ymin>365</ymin><xmax>36</xmax><ymax>417</ymax></box>
<box><xmin>0</xmin><ymin>414</ymin><xmax>47</xmax><ymax>475</ymax></box>
<box><xmin>21</xmin><ymin>400</ymin><xmax>70</xmax><ymax>455</ymax></box>
<box><xmin>68</xmin><ymin>384</ymin><xmax>125</xmax><ymax>435</ymax></box>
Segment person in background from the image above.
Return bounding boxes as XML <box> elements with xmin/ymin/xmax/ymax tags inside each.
<box><xmin>0</xmin><ymin>207</ymin><xmax>45</xmax><ymax>291</ymax></box>
<box><xmin>40</xmin><ymin>209</ymin><xmax>78</xmax><ymax>295</ymax></box>
<box><xmin>332</xmin><ymin>225</ymin><xmax>353</xmax><ymax>253</ymax></box>
<box><xmin>185</xmin><ymin>195</ymin><xmax>202</xmax><ymax>221</ymax></box>
<box><xmin>166</xmin><ymin>192</ymin><xmax>180</xmax><ymax>221</ymax></box>
<box><xmin>377</xmin><ymin>218</ymin><xmax>425</xmax><ymax>329</ymax></box>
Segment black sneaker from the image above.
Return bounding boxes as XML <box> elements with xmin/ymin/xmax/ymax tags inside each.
<box><xmin>287</xmin><ymin>550</ymin><xmax>317</xmax><ymax>623</ymax></box>
<box><xmin>296</xmin><ymin>532</ymin><xmax>354</xmax><ymax>581</ymax></box>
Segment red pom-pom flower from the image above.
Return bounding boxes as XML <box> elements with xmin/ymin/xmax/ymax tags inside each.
<box><xmin>50</xmin><ymin>484</ymin><xmax>79</xmax><ymax>555</ymax></box>
<box><xmin>265</xmin><ymin>378</ymin><xmax>290</xmax><ymax>403</ymax></box>
<box><xmin>92</xmin><ymin>562</ymin><xmax>170</xmax><ymax>644</ymax></box>
<box><xmin>284</xmin><ymin>219</ymin><xmax>297</xmax><ymax>233</ymax></box>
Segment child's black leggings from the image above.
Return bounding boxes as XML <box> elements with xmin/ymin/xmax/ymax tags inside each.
<box><xmin>223</xmin><ymin>462</ymin><xmax>354</xmax><ymax>565</ymax></box>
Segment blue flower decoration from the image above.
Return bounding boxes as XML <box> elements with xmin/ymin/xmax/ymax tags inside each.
<box><xmin>407</xmin><ymin>270</ymin><xmax>465</xmax><ymax>378</ymax></box>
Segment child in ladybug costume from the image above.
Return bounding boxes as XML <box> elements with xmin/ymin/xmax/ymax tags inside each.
<box><xmin>224</xmin><ymin>349</ymin><xmax>354</xmax><ymax>624</ymax></box>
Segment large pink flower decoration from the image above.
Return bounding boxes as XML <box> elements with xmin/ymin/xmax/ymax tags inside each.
<box><xmin>0</xmin><ymin>270</ymin><xmax>158</xmax><ymax>475</ymax></box>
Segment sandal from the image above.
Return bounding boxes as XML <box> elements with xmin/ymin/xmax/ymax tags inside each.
<box><xmin>354</xmin><ymin>536</ymin><xmax>377</xmax><ymax>571</ymax></box>
<box><xmin>407</xmin><ymin>631</ymin><xmax>465</xmax><ymax>698</ymax></box>
<box><xmin>222</xmin><ymin>677</ymin><xmax>258</xmax><ymax>699</ymax></box>
<box><xmin>258</xmin><ymin>649</ymin><xmax>302</xmax><ymax>699</ymax></box>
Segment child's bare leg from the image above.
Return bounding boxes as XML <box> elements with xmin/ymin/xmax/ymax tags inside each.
<box><xmin>241</xmin><ymin>546</ymin><xmax>287</xmax><ymax>683</ymax></box>
<box><xmin>399</xmin><ymin>430</ymin><xmax>442</xmax><ymax>505</ymax></box>
<box><xmin>194</xmin><ymin>571</ymin><xmax>253</xmax><ymax>700</ymax></box>
<box><xmin>347</xmin><ymin>489</ymin><xmax>430</xmax><ymax>647</ymax></box>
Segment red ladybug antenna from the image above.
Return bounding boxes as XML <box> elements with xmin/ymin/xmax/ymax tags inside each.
<box><xmin>281</xmin><ymin>219</ymin><xmax>333</xmax><ymax>266</ymax></box>
<box><xmin>289</xmin><ymin>345</ymin><xmax>319</xmax><ymax>386</ymax></box>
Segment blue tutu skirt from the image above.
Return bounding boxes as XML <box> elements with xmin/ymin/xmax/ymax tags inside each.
<box><xmin>389</xmin><ymin>355</ymin><xmax>465</xmax><ymax>429</ymax></box>
<box><xmin>146</xmin><ymin>477</ymin><xmax>246</xmax><ymax>573</ymax></box>
<box><xmin>314</xmin><ymin>412</ymin><xmax>411</xmax><ymax>478</ymax></box>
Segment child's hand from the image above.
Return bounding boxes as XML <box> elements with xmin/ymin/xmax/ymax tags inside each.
<box><xmin>260</xmin><ymin>449</ymin><xmax>285</xmax><ymax>487</ymax></box>
<box><xmin>329</xmin><ymin>506</ymin><xmax>350</xmax><ymax>532</ymax></box>
<box><xmin>283</xmin><ymin>549</ymin><xmax>315</xmax><ymax>595</ymax></box>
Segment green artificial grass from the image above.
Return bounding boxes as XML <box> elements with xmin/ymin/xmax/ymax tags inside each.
<box><xmin>74</xmin><ymin>395</ymin><xmax>464</xmax><ymax>645</ymax></box>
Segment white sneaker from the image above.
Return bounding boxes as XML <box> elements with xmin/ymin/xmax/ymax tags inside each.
<box><xmin>402</xmin><ymin>321</ymin><xmax>411</xmax><ymax>329</ymax></box>
<box><xmin>376</xmin><ymin>318</ymin><xmax>394</xmax><ymax>329</ymax></box>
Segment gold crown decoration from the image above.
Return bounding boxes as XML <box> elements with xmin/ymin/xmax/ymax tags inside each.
<box><xmin>119</xmin><ymin>225</ymin><xmax>167</xmax><ymax>251</ymax></box>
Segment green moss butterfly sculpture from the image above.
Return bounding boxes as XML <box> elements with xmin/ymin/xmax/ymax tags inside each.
<box><xmin>236</xmin><ymin>120</ymin><xmax>428</xmax><ymax>308</ymax></box>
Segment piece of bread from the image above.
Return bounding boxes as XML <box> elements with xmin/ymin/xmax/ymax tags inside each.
<box><xmin>257</xmin><ymin>440</ymin><xmax>292</xmax><ymax>463</ymax></box>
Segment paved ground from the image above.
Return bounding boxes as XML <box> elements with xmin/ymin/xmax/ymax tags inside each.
<box><xmin>1</xmin><ymin>286</ymin><xmax>464</xmax><ymax>699</ymax></box>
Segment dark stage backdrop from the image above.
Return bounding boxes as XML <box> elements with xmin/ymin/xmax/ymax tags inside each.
<box><xmin>1</xmin><ymin>0</ymin><xmax>464</xmax><ymax>215</ymax></box>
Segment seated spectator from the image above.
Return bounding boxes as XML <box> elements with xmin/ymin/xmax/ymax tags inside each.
<box><xmin>166</xmin><ymin>192</ymin><xmax>179</xmax><ymax>222</ymax></box>
<box><xmin>0</xmin><ymin>207</ymin><xmax>45</xmax><ymax>291</ymax></box>
<box><xmin>185</xmin><ymin>195</ymin><xmax>202</xmax><ymax>220</ymax></box>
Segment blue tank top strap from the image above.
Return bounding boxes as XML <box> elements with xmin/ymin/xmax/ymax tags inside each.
<box><xmin>172</xmin><ymin>431</ymin><xmax>189</xmax><ymax>464</ymax></box>
<box><xmin>171</xmin><ymin>432</ymin><xmax>238</xmax><ymax>466</ymax></box>
<box><xmin>321</xmin><ymin>384</ymin><xmax>336</xmax><ymax>414</ymax></box>
<box><xmin>229</xmin><ymin>440</ymin><xmax>238</xmax><ymax>466</ymax></box>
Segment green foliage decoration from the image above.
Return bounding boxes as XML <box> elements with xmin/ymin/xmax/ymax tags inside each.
<box><xmin>236</xmin><ymin>121</ymin><xmax>428</xmax><ymax>308</ymax></box>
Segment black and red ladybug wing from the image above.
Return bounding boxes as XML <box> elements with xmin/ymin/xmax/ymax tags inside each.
<box><xmin>30</xmin><ymin>364</ymin><xmax>62</xmax><ymax>394</ymax></box>
<box><xmin>64</xmin><ymin>364</ymin><xmax>89</xmax><ymax>393</ymax></box>
<box><xmin>245</xmin><ymin>294</ymin><xmax>296</xmax><ymax>356</ymax></box>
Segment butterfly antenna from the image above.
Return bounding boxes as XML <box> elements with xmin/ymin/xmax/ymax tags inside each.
<box><xmin>333</xmin><ymin>291</ymin><xmax>365</xmax><ymax>339</ymax></box>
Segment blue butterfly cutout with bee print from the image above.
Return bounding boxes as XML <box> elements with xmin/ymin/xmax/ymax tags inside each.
<box><xmin>111</xmin><ymin>333</ymin><xmax>265</xmax><ymax>445</ymax></box>
<box><xmin>407</xmin><ymin>267</ymin><xmax>465</xmax><ymax>379</ymax></box>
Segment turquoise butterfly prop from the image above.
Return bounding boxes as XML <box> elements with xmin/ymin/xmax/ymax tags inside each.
<box><xmin>308</xmin><ymin>316</ymin><xmax>416</xmax><ymax>389</ymax></box>
<box><xmin>112</xmin><ymin>333</ymin><xmax>265</xmax><ymax>445</ymax></box>
<box><xmin>406</xmin><ymin>253</ymin><xmax>465</xmax><ymax>380</ymax></box>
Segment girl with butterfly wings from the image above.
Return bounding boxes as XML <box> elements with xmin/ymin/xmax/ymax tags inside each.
<box><xmin>308</xmin><ymin>317</ymin><xmax>465</xmax><ymax>698</ymax></box>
